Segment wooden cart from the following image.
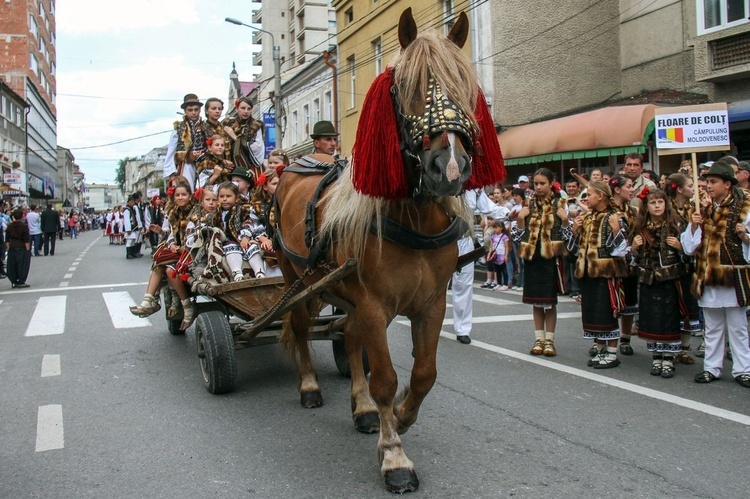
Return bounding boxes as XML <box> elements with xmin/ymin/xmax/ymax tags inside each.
<box><xmin>162</xmin><ymin>259</ymin><xmax>362</xmax><ymax>394</ymax></box>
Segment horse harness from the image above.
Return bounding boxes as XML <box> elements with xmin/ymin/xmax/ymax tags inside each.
<box><xmin>273</xmin><ymin>154</ymin><xmax>469</xmax><ymax>272</ymax></box>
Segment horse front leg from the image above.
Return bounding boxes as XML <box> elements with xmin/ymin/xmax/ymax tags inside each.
<box><xmin>289</xmin><ymin>301</ymin><xmax>323</xmax><ymax>408</ymax></box>
<box><xmin>393</xmin><ymin>305</ymin><xmax>443</xmax><ymax>435</ymax></box>
<box><xmin>344</xmin><ymin>324</ymin><xmax>380</xmax><ymax>433</ymax></box>
<box><xmin>356</xmin><ymin>312</ymin><xmax>420</xmax><ymax>493</ymax></box>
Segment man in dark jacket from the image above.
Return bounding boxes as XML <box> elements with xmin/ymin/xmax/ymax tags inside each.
<box><xmin>40</xmin><ymin>203</ymin><xmax>60</xmax><ymax>256</ymax></box>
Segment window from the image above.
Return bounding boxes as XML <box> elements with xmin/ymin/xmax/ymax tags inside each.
<box><xmin>443</xmin><ymin>0</ymin><xmax>455</xmax><ymax>33</ymax></box>
<box><xmin>40</xmin><ymin>71</ymin><xmax>46</xmax><ymax>90</ymax></box>
<box><xmin>313</xmin><ymin>98</ymin><xmax>320</xmax><ymax>124</ymax></box>
<box><xmin>50</xmin><ymin>61</ymin><xmax>56</xmax><ymax>76</ymax></box>
<box><xmin>30</xmin><ymin>54</ymin><xmax>38</xmax><ymax>74</ymax></box>
<box><xmin>373</xmin><ymin>39</ymin><xmax>383</xmax><ymax>75</ymax></box>
<box><xmin>0</xmin><ymin>95</ymin><xmax>6</xmax><ymax>118</ymax></box>
<box><xmin>292</xmin><ymin>110</ymin><xmax>299</xmax><ymax>143</ymax></box>
<box><xmin>348</xmin><ymin>56</ymin><xmax>356</xmax><ymax>108</ymax></box>
<box><xmin>324</xmin><ymin>91</ymin><xmax>332</xmax><ymax>121</ymax></box>
<box><xmin>345</xmin><ymin>8</ymin><xmax>354</xmax><ymax>24</ymax></box>
<box><xmin>303</xmin><ymin>104</ymin><xmax>309</xmax><ymax>136</ymax></box>
<box><xmin>698</xmin><ymin>0</ymin><xmax>749</xmax><ymax>34</ymax></box>
<box><xmin>29</xmin><ymin>14</ymin><xmax>38</xmax><ymax>39</ymax></box>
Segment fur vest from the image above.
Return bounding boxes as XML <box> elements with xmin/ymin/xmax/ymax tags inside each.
<box><xmin>635</xmin><ymin>221</ymin><xmax>688</xmax><ymax>285</ymax></box>
<box><xmin>175</xmin><ymin>118</ymin><xmax>207</xmax><ymax>165</ymax></box>
<box><xmin>574</xmin><ymin>208</ymin><xmax>629</xmax><ymax>279</ymax></box>
<box><xmin>205</xmin><ymin>120</ymin><xmax>233</xmax><ymax>162</ymax></box>
<box><xmin>518</xmin><ymin>194</ymin><xmax>567</xmax><ymax>260</ymax></box>
<box><xmin>691</xmin><ymin>188</ymin><xmax>750</xmax><ymax>297</ymax></box>
<box><xmin>209</xmin><ymin>204</ymin><xmax>253</xmax><ymax>244</ymax></box>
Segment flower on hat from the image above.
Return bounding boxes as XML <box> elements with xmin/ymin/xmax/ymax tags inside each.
<box><xmin>552</xmin><ymin>181</ymin><xmax>561</xmax><ymax>194</ymax></box>
<box><xmin>205</xmin><ymin>137</ymin><xmax>213</xmax><ymax>147</ymax></box>
<box><xmin>234</xmin><ymin>99</ymin><xmax>240</xmax><ymax>107</ymax></box>
<box><xmin>193</xmin><ymin>187</ymin><xmax>204</xmax><ymax>200</ymax></box>
<box><xmin>167</xmin><ymin>187</ymin><xmax>175</xmax><ymax>196</ymax></box>
<box><xmin>257</xmin><ymin>173</ymin><xmax>267</xmax><ymax>186</ymax></box>
<box><xmin>637</xmin><ymin>187</ymin><xmax>650</xmax><ymax>201</ymax></box>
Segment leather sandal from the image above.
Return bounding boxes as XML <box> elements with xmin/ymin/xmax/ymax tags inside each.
<box><xmin>530</xmin><ymin>339</ymin><xmax>544</xmax><ymax>355</ymax></box>
<box><xmin>675</xmin><ymin>349</ymin><xmax>695</xmax><ymax>365</ymax></box>
<box><xmin>588</xmin><ymin>343</ymin><xmax>599</xmax><ymax>356</ymax></box>
<box><xmin>619</xmin><ymin>341</ymin><xmax>634</xmax><ymax>355</ymax></box>
<box><xmin>694</xmin><ymin>371</ymin><xmax>719</xmax><ymax>384</ymax></box>
<box><xmin>650</xmin><ymin>361</ymin><xmax>663</xmax><ymax>376</ymax></box>
<box><xmin>542</xmin><ymin>339</ymin><xmax>556</xmax><ymax>357</ymax></box>
<box><xmin>129</xmin><ymin>294</ymin><xmax>160</xmax><ymax>317</ymax></box>
<box><xmin>735</xmin><ymin>374</ymin><xmax>750</xmax><ymax>388</ymax></box>
<box><xmin>660</xmin><ymin>361</ymin><xmax>675</xmax><ymax>379</ymax></box>
<box><xmin>180</xmin><ymin>299</ymin><xmax>196</xmax><ymax>330</ymax></box>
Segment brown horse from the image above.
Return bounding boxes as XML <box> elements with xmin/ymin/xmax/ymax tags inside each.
<box><xmin>273</xmin><ymin>8</ymin><xmax>503</xmax><ymax>493</ymax></box>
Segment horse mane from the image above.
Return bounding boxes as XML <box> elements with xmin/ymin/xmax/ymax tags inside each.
<box><xmin>319</xmin><ymin>168</ymin><xmax>471</xmax><ymax>277</ymax></box>
<box><xmin>393</xmin><ymin>30</ymin><xmax>479</xmax><ymax>132</ymax></box>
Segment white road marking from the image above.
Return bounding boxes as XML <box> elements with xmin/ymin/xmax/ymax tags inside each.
<box><xmin>75</xmin><ymin>258</ymin><xmax>82</xmax><ymax>262</ymax></box>
<box><xmin>35</xmin><ymin>405</ymin><xmax>64</xmax><ymax>451</ymax></box>
<box><xmin>25</xmin><ymin>296</ymin><xmax>66</xmax><ymax>336</ymax></box>
<box><xmin>67</xmin><ymin>267</ymin><xmax>76</xmax><ymax>272</ymax></box>
<box><xmin>59</xmin><ymin>282</ymin><xmax>69</xmax><ymax>288</ymax></box>
<box><xmin>71</xmin><ymin>262</ymin><xmax>79</xmax><ymax>266</ymax></box>
<box><xmin>102</xmin><ymin>291</ymin><xmax>151</xmax><ymax>328</ymax></box>
<box><xmin>441</xmin><ymin>331</ymin><xmax>750</xmax><ymax>427</ymax></box>
<box><xmin>63</xmin><ymin>273</ymin><xmax>73</xmax><ymax>279</ymax></box>
<box><xmin>398</xmin><ymin>312</ymin><xmax>581</xmax><ymax>328</ymax></box>
<box><xmin>0</xmin><ymin>282</ymin><xmax>148</xmax><ymax>296</ymax></box>
<box><xmin>446</xmin><ymin>289</ymin><xmax>516</xmax><ymax>305</ymax></box>
<box><xmin>41</xmin><ymin>355</ymin><xmax>61</xmax><ymax>377</ymax></box>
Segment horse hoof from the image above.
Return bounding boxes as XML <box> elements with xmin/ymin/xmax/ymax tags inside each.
<box><xmin>353</xmin><ymin>412</ymin><xmax>380</xmax><ymax>433</ymax></box>
<box><xmin>300</xmin><ymin>391</ymin><xmax>323</xmax><ymax>408</ymax></box>
<box><xmin>384</xmin><ymin>468</ymin><xmax>419</xmax><ymax>494</ymax></box>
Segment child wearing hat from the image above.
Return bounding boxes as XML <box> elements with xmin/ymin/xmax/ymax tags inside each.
<box><xmin>681</xmin><ymin>161</ymin><xmax>750</xmax><ymax>388</ymax></box>
<box><xmin>171</xmin><ymin>93</ymin><xmax>207</xmax><ymax>190</ymax></box>
<box><xmin>229</xmin><ymin>167</ymin><xmax>254</xmax><ymax>203</ymax></box>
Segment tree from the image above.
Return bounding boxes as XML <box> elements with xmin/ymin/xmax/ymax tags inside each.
<box><xmin>151</xmin><ymin>177</ymin><xmax>165</xmax><ymax>190</ymax></box>
<box><xmin>115</xmin><ymin>156</ymin><xmax>138</xmax><ymax>193</ymax></box>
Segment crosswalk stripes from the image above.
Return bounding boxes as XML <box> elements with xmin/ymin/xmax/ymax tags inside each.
<box><xmin>25</xmin><ymin>296</ymin><xmax>67</xmax><ymax>337</ymax></box>
<box><xmin>102</xmin><ymin>291</ymin><xmax>152</xmax><ymax>329</ymax></box>
<box><xmin>35</xmin><ymin>404</ymin><xmax>64</xmax><ymax>452</ymax></box>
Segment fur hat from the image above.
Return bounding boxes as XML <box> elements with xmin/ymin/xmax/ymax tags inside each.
<box><xmin>181</xmin><ymin>93</ymin><xmax>203</xmax><ymax>110</ymax></box>
<box><xmin>705</xmin><ymin>161</ymin><xmax>737</xmax><ymax>185</ymax></box>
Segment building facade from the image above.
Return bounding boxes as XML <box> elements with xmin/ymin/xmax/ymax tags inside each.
<box><xmin>0</xmin><ymin>80</ymin><xmax>29</xmax><ymax>201</ymax></box>
<box><xmin>125</xmin><ymin>146</ymin><xmax>166</xmax><ymax>197</ymax></box>
<box><xmin>0</xmin><ymin>0</ymin><xmax>58</xmax><ymax>201</ymax></box>
<box><xmin>493</xmin><ymin>0</ymin><xmax>750</xmax><ymax>179</ymax></box>
<box><xmin>84</xmin><ymin>183</ymin><xmax>125</xmax><ymax>212</ymax></box>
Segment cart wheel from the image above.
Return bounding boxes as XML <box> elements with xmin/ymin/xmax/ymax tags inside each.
<box><xmin>332</xmin><ymin>339</ymin><xmax>370</xmax><ymax>378</ymax></box>
<box><xmin>195</xmin><ymin>310</ymin><xmax>236</xmax><ymax>394</ymax></box>
<box><xmin>168</xmin><ymin>319</ymin><xmax>185</xmax><ymax>336</ymax></box>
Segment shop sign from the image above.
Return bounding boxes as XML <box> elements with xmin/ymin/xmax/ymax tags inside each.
<box><xmin>3</xmin><ymin>173</ymin><xmax>23</xmax><ymax>185</ymax></box>
<box><xmin>655</xmin><ymin>103</ymin><xmax>730</xmax><ymax>155</ymax></box>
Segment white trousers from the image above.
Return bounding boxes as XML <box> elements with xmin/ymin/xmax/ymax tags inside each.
<box><xmin>452</xmin><ymin>238</ymin><xmax>475</xmax><ymax>336</ymax></box>
<box><xmin>702</xmin><ymin>307</ymin><xmax>750</xmax><ymax>378</ymax></box>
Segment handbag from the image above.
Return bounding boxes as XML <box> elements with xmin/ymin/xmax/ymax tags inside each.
<box><xmin>723</xmin><ymin>241</ymin><xmax>750</xmax><ymax>307</ymax></box>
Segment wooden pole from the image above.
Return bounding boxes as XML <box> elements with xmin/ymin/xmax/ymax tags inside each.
<box><xmin>691</xmin><ymin>152</ymin><xmax>700</xmax><ymax>213</ymax></box>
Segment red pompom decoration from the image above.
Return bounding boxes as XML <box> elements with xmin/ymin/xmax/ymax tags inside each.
<box><xmin>552</xmin><ymin>181</ymin><xmax>562</xmax><ymax>194</ymax></box>
<box><xmin>257</xmin><ymin>173</ymin><xmax>267</xmax><ymax>186</ymax></box>
<box><xmin>670</xmin><ymin>182</ymin><xmax>678</xmax><ymax>190</ymax></box>
<box><xmin>167</xmin><ymin>187</ymin><xmax>175</xmax><ymax>196</ymax></box>
<box><xmin>637</xmin><ymin>186</ymin><xmax>650</xmax><ymax>200</ymax></box>
<box><xmin>193</xmin><ymin>187</ymin><xmax>204</xmax><ymax>200</ymax></box>
<box><xmin>205</xmin><ymin>137</ymin><xmax>213</xmax><ymax>146</ymax></box>
<box><xmin>180</xmin><ymin>273</ymin><xmax>189</xmax><ymax>282</ymax></box>
<box><xmin>234</xmin><ymin>99</ymin><xmax>240</xmax><ymax>107</ymax></box>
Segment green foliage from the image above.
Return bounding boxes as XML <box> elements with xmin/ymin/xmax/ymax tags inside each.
<box><xmin>151</xmin><ymin>177</ymin><xmax>165</xmax><ymax>190</ymax></box>
<box><xmin>115</xmin><ymin>157</ymin><xmax>138</xmax><ymax>192</ymax></box>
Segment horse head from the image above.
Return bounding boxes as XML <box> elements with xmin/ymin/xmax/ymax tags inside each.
<box><xmin>395</xmin><ymin>8</ymin><xmax>474</xmax><ymax>199</ymax></box>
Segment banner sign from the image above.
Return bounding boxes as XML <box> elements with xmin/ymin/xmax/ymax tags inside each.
<box><xmin>263</xmin><ymin>109</ymin><xmax>276</xmax><ymax>156</ymax></box>
<box><xmin>147</xmin><ymin>188</ymin><xmax>160</xmax><ymax>199</ymax></box>
<box><xmin>3</xmin><ymin>173</ymin><xmax>22</xmax><ymax>185</ymax></box>
<box><xmin>655</xmin><ymin>103</ymin><xmax>730</xmax><ymax>155</ymax></box>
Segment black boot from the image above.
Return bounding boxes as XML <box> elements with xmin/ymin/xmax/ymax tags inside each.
<box><xmin>134</xmin><ymin>242</ymin><xmax>143</xmax><ymax>258</ymax></box>
<box><xmin>126</xmin><ymin>246</ymin><xmax>135</xmax><ymax>259</ymax></box>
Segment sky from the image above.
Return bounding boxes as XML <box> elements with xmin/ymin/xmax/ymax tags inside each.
<box><xmin>56</xmin><ymin>0</ymin><xmax>261</xmax><ymax>185</ymax></box>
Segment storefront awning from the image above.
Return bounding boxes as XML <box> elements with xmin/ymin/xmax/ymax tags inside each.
<box><xmin>498</xmin><ymin>104</ymin><xmax>658</xmax><ymax>166</ymax></box>
<box><xmin>728</xmin><ymin>100</ymin><xmax>750</xmax><ymax>123</ymax></box>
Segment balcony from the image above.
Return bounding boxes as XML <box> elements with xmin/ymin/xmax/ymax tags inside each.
<box><xmin>252</xmin><ymin>9</ymin><xmax>262</xmax><ymax>24</ymax></box>
<box><xmin>253</xmin><ymin>51</ymin><xmax>263</xmax><ymax>66</ymax></box>
<box><xmin>253</xmin><ymin>30</ymin><xmax>262</xmax><ymax>45</ymax></box>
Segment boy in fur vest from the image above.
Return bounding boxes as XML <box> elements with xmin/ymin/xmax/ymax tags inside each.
<box><xmin>681</xmin><ymin>161</ymin><xmax>750</xmax><ymax>388</ymax></box>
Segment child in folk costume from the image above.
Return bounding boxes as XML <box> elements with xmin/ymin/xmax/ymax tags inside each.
<box><xmin>266</xmin><ymin>148</ymin><xmax>290</xmax><ymax>174</ymax></box>
<box><xmin>229</xmin><ymin>167</ymin><xmax>255</xmax><ymax>203</ymax></box>
<box><xmin>665</xmin><ymin>173</ymin><xmax>702</xmax><ymax>363</ymax></box>
<box><xmin>129</xmin><ymin>176</ymin><xmax>197</xmax><ymax>330</ymax></box>
<box><xmin>172</xmin><ymin>94</ymin><xmax>207</xmax><ymax>190</ymax></box>
<box><xmin>631</xmin><ymin>189</ymin><xmax>690</xmax><ymax>378</ymax></box>
<box><xmin>569</xmin><ymin>181</ymin><xmax>630</xmax><ymax>369</ymax></box>
<box><xmin>251</xmin><ymin>166</ymin><xmax>281</xmax><ymax>276</ymax></box>
<box><xmin>196</xmin><ymin>135</ymin><xmax>234</xmax><ymax>189</ymax></box>
<box><xmin>608</xmin><ymin>175</ymin><xmax>639</xmax><ymax>357</ymax></box>
<box><xmin>184</xmin><ymin>187</ymin><xmax>218</xmax><ymax>250</ymax></box>
<box><xmin>209</xmin><ymin>182</ymin><xmax>268</xmax><ymax>281</ymax></box>
<box><xmin>681</xmin><ymin>161</ymin><xmax>750</xmax><ymax>387</ymax></box>
<box><xmin>204</xmin><ymin>98</ymin><xmax>234</xmax><ymax>165</ymax></box>
<box><xmin>224</xmin><ymin>97</ymin><xmax>265</xmax><ymax>179</ymax></box>
<box><xmin>513</xmin><ymin>168</ymin><xmax>571</xmax><ymax>357</ymax></box>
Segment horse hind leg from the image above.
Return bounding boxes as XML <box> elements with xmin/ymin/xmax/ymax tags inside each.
<box><xmin>284</xmin><ymin>301</ymin><xmax>323</xmax><ymax>408</ymax></box>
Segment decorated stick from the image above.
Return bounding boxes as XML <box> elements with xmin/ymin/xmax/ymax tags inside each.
<box><xmin>691</xmin><ymin>152</ymin><xmax>700</xmax><ymax>213</ymax></box>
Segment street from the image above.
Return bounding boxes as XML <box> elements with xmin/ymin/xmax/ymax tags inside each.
<box><xmin>1</xmin><ymin>231</ymin><xmax>749</xmax><ymax>498</ymax></box>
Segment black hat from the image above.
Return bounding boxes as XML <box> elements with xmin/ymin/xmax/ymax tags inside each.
<box><xmin>705</xmin><ymin>161</ymin><xmax>737</xmax><ymax>185</ymax></box>
<box><xmin>229</xmin><ymin>167</ymin><xmax>254</xmax><ymax>185</ymax></box>
<box><xmin>181</xmin><ymin>93</ymin><xmax>203</xmax><ymax>110</ymax></box>
<box><xmin>310</xmin><ymin>120</ymin><xmax>339</xmax><ymax>139</ymax></box>
<box><xmin>738</xmin><ymin>161</ymin><xmax>750</xmax><ymax>173</ymax></box>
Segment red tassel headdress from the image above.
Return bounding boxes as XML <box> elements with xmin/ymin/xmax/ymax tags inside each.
<box><xmin>351</xmin><ymin>69</ymin><xmax>505</xmax><ymax>199</ymax></box>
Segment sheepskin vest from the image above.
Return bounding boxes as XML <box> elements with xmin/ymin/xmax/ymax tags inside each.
<box><xmin>692</xmin><ymin>189</ymin><xmax>750</xmax><ymax>298</ymax></box>
<box><xmin>205</xmin><ymin>120</ymin><xmax>233</xmax><ymax>162</ymax></box>
<box><xmin>175</xmin><ymin>118</ymin><xmax>207</xmax><ymax>165</ymax></box>
<box><xmin>635</xmin><ymin>222</ymin><xmax>688</xmax><ymax>285</ymax></box>
<box><xmin>518</xmin><ymin>195</ymin><xmax>567</xmax><ymax>260</ymax></box>
<box><xmin>574</xmin><ymin>208</ymin><xmax>629</xmax><ymax>279</ymax></box>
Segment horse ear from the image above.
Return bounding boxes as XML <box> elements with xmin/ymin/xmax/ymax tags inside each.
<box><xmin>447</xmin><ymin>12</ymin><xmax>469</xmax><ymax>48</ymax></box>
<box><xmin>398</xmin><ymin>8</ymin><xmax>418</xmax><ymax>49</ymax></box>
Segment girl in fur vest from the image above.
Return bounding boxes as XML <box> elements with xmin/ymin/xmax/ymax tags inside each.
<box><xmin>569</xmin><ymin>181</ymin><xmax>630</xmax><ymax>369</ymax></box>
<box><xmin>512</xmin><ymin>168</ymin><xmax>571</xmax><ymax>357</ymax></box>
<box><xmin>631</xmin><ymin>188</ymin><xmax>688</xmax><ymax>378</ymax></box>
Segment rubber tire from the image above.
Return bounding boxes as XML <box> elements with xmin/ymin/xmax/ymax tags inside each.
<box><xmin>195</xmin><ymin>310</ymin><xmax>237</xmax><ymax>394</ymax></box>
<box><xmin>168</xmin><ymin>319</ymin><xmax>185</xmax><ymax>336</ymax></box>
<box><xmin>332</xmin><ymin>339</ymin><xmax>370</xmax><ymax>378</ymax></box>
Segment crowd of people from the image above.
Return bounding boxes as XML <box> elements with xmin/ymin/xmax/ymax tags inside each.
<box><xmin>453</xmin><ymin>153</ymin><xmax>750</xmax><ymax>388</ymax></box>
<box><xmin>0</xmin><ymin>200</ymin><xmax>94</xmax><ymax>288</ymax></box>
<box><xmin>125</xmin><ymin>92</ymin><xmax>339</xmax><ymax>331</ymax></box>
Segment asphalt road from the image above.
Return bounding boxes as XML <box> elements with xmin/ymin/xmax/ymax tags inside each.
<box><xmin>1</xmin><ymin>231</ymin><xmax>748</xmax><ymax>498</ymax></box>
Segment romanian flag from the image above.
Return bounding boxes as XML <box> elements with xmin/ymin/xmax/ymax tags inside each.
<box><xmin>658</xmin><ymin>127</ymin><xmax>684</xmax><ymax>142</ymax></box>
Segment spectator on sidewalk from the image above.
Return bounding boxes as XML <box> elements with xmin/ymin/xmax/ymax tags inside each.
<box><xmin>26</xmin><ymin>204</ymin><xmax>42</xmax><ymax>257</ymax></box>
<box><xmin>40</xmin><ymin>203</ymin><xmax>60</xmax><ymax>256</ymax></box>
<box><xmin>5</xmin><ymin>208</ymin><xmax>30</xmax><ymax>288</ymax></box>
<box><xmin>68</xmin><ymin>211</ymin><xmax>79</xmax><ymax>239</ymax></box>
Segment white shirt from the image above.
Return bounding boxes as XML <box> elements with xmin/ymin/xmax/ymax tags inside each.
<box><xmin>26</xmin><ymin>211</ymin><xmax>41</xmax><ymax>235</ymax></box>
<box><xmin>680</xmin><ymin>209</ymin><xmax>750</xmax><ymax>308</ymax></box>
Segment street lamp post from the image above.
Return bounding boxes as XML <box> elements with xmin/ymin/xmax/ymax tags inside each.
<box><xmin>225</xmin><ymin>17</ymin><xmax>283</xmax><ymax>146</ymax></box>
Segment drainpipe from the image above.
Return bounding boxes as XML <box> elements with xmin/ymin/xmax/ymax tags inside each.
<box><xmin>322</xmin><ymin>51</ymin><xmax>339</xmax><ymax>147</ymax></box>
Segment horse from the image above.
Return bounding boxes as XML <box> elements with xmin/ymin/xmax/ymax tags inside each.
<box><xmin>272</xmin><ymin>8</ymin><xmax>504</xmax><ymax>493</ymax></box>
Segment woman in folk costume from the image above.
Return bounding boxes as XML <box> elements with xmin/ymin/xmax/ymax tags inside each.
<box><xmin>129</xmin><ymin>176</ymin><xmax>197</xmax><ymax>331</ymax></box>
<box><xmin>250</xmin><ymin>166</ymin><xmax>281</xmax><ymax>276</ymax></box>
<box><xmin>208</xmin><ymin>181</ymin><xmax>268</xmax><ymax>281</ymax></box>
<box><xmin>681</xmin><ymin>161</ymin><xmax>750</xmax><ymax>387</ymax></box>
<box><xmin>664</xmin><ymin>173</ymin><xmax>701</xmax><ymax>363</ymax></box>
<box><xmin>513</xmin><ymin>168</ymin><xmax>571</xmax><ymax>357</ymax></box>
<box><xmin>608</xmin><ymin>175</ymin><xmax>639</xmax><ymax>357</ymax></box>
<box><xmin>631</xmin><ymin>189</ymin><xmax>690</xmax><ymax>378</ymax></box>
<box><xmin>224</xmin><ymin>96</ymin><xmax>265</xmax><ymax>180</ymax></box>
<box><xmin>203</xmin><ymin>98</ymin><xmax>234</xmax><ymax>167</ymax></box>
<box><xmin>569</xmin><ymin>180</ymin><xmax>630</xmax><ymax>369</ymax></box>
